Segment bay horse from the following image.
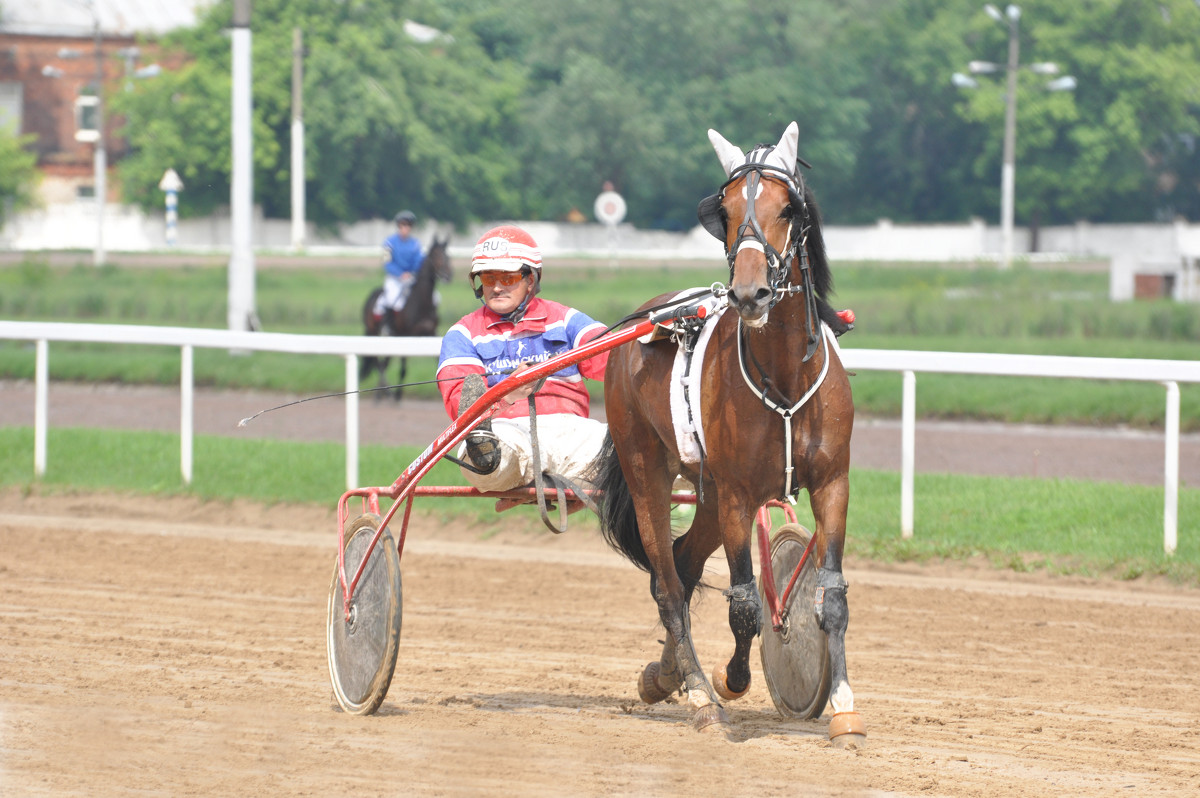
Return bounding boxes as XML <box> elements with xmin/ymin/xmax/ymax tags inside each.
<box><xmin>361</xmin><ymin>235</ymin><xmax>452</xmax><ymax>400</ymax></box>
<box><xmin>592</xmin><ymin>122</ymin><xmax>862</xmax><ymax>744</ymax></box>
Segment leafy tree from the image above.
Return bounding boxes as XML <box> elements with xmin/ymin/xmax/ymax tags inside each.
<box><xmin>0</xmin><ymin>128</ymin><xmax>40</xmax><ymax>225</ymax></box>
<box><xmin>468</xmin><ymin>0</ymin><xmax>870</xmax><ymax>228</ymax></box>
<box><xmin>833</xmin><ymin>0</ymin><xmax>1200</xmax><ymax>226</ymax></box>
<box><xmin>111</xmin><ymin>0</ymin><xmax>525</xmax><ymax>228</ymax></box>
<box><xmin>107</xmin><ymin>0</ymin><xmax>1200</xmax><ymax>231</ymax></box>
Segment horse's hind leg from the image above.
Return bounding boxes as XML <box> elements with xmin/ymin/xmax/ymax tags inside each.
<box><xmin>638</xmin><ymin>499</ymin><xmax>720</xmax><ymax>704</ymax></box>
<box><xmin>650</xmin><ymin>500</ymin><xmax>734</xmax><ymax>734</ymax></box>
<box><xmin>811</xmin><ymin>474</ymin><xmax>866</xmax><ymax>748</ymax></box>
<box><xmin>638</xmin><ymin>628</ymin><xmax>683</xmax><ymax>703</ymax></box>
<box><xmin>393</xmin><ymin>356</ymin><xmax>407</xmax><ymax>401</ymax></box>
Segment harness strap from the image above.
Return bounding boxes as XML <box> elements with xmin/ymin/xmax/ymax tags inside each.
<box><xmin>736</xmin><ymin>323</ymin><xmax>830</xmax><ymax>503</ymax></box>
<box><xmin>676</xmin><ymin>322</ymin><xmax>707</xmax><ymax>505</ymax></box>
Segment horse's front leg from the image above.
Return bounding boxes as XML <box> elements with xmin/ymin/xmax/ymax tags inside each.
<box><xmin>811</xmin><ymin>474</ymin><xmax>867</xmax><ymax>748</ymax></box>
<box><xmin>713</xmin><ymin>547</ymin><xmax>759</xmax><ymax>701</ymax></box>
<box><xmin>694</xmin><ymin>495</ymin><xmax>757</xmax><ymax>703</ymax></box>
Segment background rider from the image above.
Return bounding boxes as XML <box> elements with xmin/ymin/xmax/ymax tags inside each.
<box><xmin>372</xmin><ymin>210</ymin><xmax>425</xmax><ymax>327</ymax></box>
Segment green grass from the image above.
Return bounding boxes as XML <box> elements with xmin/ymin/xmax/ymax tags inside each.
<box><xmin>2</xmin><ymin>257</ymin><xmax>1198</xmax><ymax>427</ymax></box>
<box><xmin>3</xmin><ymin>256</ymin><xmax>1200</xmax><ymax>585</ymax></box>
<box><xmin>2</xmin><ymin>427</ymin><xmax>1196</xmax><ymax>586</ymax></box>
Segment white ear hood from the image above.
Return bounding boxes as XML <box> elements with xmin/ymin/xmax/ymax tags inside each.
<box><xmin>768</xmin><ymin>121</ymin><xmax>799</xmax><ymax>175</ymax></box>
<box><xmin>708</xmin><ymin>121</ymin><xmax>801</xmax><ymax>178</ymax></box>
<box><xmin>708</xmin><ymin>128</ymin><xmax>745</xmax><ymax>177</ymax></box>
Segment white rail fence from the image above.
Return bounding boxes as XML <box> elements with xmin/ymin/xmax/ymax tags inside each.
<box><xmin>2</xmin><ymin>321</ymin><xmax>1196</xmax><ymax>554</ymax></box>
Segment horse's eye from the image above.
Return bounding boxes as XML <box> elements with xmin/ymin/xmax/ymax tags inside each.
<box><xmin>779</xmin><ymin>204</ymin><xmax>795</xmax><ymax>221</ymax></box>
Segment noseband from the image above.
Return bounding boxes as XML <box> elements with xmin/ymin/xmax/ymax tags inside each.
<box><xmin>719</xmin><ymin>163</ymin><xmax>823</xmax><ymax>361</ymax></box>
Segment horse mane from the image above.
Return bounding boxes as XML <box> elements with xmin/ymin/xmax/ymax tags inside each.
<box><xmin>800</xmin><ymin>182</ymin><xmax>831</xmax><ymax>301</ymax></box>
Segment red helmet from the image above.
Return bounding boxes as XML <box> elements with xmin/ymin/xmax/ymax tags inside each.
<box><xmin>469</xmin><ymin>225</ymin><xmax>542</xmax><ymax>276</ymax></box>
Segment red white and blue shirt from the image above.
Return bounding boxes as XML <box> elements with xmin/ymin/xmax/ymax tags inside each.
<box><xmin>437</xmin><ymin>297</ymin><xmax>608</xmax><ymax>420</ymax></box>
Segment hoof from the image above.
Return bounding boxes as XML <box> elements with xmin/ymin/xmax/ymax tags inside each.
<box><xmin>829</xmin><ymin>711</ymin><xmax>867</xmax><ymax>749</ymax></box>
<box><xmin>637</xmin><ymin>661</ymin><xmax>678</xmax><ymax>705</ymax></box>
<box><xmin>691</xmin><ymin>703</ymin><xmax>732</xmax><ymax>737</ymax></box>
<box><xmin>711</xmin><ymin>664</ymin><xmax>750</xmax><ymax>701</ymax></box>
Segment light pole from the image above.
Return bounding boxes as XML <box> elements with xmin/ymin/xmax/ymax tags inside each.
<box><xmin>228</xmin><ymin>0</ymin><xmax>258</xmax><ymax>332</ymax></box>
<box><xmin>953</xmin><ymin>4</ymin><xmax>1076</xmax><ymax>269</ymax></box>
<box><xmin>89</xmin><ymin>0</ymin><xmax>106</xmax><ymax>267</ymax></box>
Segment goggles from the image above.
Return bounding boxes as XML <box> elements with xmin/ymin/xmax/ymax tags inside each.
<box><xmin>476</xmin><ymin>271</ymin><xmax>526</xmax><ymax>288</ymax></box>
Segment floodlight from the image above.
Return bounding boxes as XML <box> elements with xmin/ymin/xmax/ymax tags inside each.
<box><xmin>1046</xmin><ymin>76</ymin><xmax>1077</xmax><ymax>92</ymax></box>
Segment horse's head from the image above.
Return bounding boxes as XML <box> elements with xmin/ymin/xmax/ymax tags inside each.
<box><xmin>427</xmin><ymin>235</ymin><xmax>454</xmax><ymax>284</ymax></box>
<box><xmin>698</xmin><ymin>121</ymin><xmax>814</xmax><ymax>327</ymax></box>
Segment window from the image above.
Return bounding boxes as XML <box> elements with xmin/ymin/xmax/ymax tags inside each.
<box><xmin>74</xmin><ymin>95</ymin><xmax>99</xmax><ymax>142</ymax></box>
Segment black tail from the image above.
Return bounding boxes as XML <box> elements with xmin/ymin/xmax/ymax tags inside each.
<box><xmin>590</xmin><ymin>433</ymin><xmax>651</xmax><ymax>572</ymax></box>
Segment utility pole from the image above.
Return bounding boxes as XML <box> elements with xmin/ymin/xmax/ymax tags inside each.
<box><xmin>290</xmin><ymin>27</ymin><xmax>305</xmax><ymax>250</ymax></box>
<box><xmin>228</xmin><ymin>0</ymin><xmax>258</xmax><ymax>331</ymax></box>
<box><xmin>998</xmin><ymin>5</ymin><xmax>1019</xmax><ymax>271</ymax></box>
<box><xmin>91</xmin><ymin>1</ymin><xmax>105</xmax><ymax>267</ymax></box>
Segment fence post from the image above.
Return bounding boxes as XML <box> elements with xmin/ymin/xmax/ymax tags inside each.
<box><xmin>181</xmin><ymin>345</ymin><xmax>194</xmax><ymax>485</ymax></box>
<box><xmin>1164</xmin><ymin>381</ymin><xmax>1179</xmax><ymax>555</ymax></box>
<box><xmin>345</xmin><ymin>354</ymin><xmax>359</xmax><ymax>491</ymax></box>
<box><xmin>901</xmin><ymin>370</ymin><xmax>916</xmax><ymax>539</ymax></box>
<box><xmin>34</xmin><ymin>339</ymin><xmax>48</xmax><ymax>476</ymax></box>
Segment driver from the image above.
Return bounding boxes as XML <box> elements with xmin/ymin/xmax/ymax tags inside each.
<box><xmin>436</xmin><ymin>225</ymin><xmax>609</xmax><ymax>492</ymax></box>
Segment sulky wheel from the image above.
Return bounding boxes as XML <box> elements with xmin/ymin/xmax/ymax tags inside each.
<box><xmin>759</xmin><ymin>523</ymin><xmax>832</xmax><ymax>719</ymax></box>
<box><xmin>327</xmin><ymin>513</ymin><xmax>403</xmax><ymax>715</ymax></box>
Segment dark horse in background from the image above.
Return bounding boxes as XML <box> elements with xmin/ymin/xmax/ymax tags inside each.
<box><xmin>592</xmin><ymin>122</ymin><xmax>863</xmax><ymax>744</ymax></box>
<box><xmin>361</xmin><ymin>235</ymin><xmax>452</xmax><ymax>400</ymax></box>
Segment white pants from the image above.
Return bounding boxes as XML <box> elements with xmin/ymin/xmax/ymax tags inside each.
<box><xmin>458</xmin><ymin>414</ymin><xmax>609</xmax><ymax>493</ymax></box>
<box><xmin>374</xmin><ymin>274</ymin><xmax>413</xmax><ymax>316</ymax></box>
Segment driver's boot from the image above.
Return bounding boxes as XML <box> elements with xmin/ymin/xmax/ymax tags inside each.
<box><xmin>458</xmin><ymin>374</ymin><xmax>500</xmax><ymax>474</ymax></box>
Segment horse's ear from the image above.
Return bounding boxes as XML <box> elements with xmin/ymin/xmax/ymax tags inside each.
<box><xmin>767</xmin><ymin>122</ymin><xmax>799</xmax><ymax>175</ymax></box>
<box><xmin>708</xmin><ymin>128</ymin><xmax>744</xmax><ymax>177</ymax></box>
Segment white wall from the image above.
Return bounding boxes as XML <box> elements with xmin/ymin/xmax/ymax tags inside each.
<box><xmin>2</xmin><ymin>202</ymin><xmax>1197</xmax><ymax>301</ymax></box>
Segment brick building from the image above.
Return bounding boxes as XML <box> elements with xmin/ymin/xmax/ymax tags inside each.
<box><xmin>0</xmin><ymin>0</ymin><xmax>208</xmax><ymax>204</ymax></box>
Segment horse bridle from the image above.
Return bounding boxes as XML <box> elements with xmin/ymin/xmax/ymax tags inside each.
<box><xmin>718</xmin><ymin>163</ymin><xmax>823</xmax><ymax>362</ymax></box>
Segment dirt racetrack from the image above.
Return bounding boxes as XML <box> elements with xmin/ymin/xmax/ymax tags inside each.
<box><xmin>2</xmin><ymin>485</ymin><xmax>1199</xmax><ymax>797</ymax></box>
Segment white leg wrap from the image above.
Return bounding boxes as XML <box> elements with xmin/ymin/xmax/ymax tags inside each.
<box><xmin>830</xmin><ymin>681</ymin><xmax>855</xmax><ymax>714</ymax></box>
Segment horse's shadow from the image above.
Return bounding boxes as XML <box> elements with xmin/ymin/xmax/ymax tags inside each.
<box><xmin>367</xmin><ymin>687</ymin><xmax>830</xmax><ymax>742</ymax></box>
